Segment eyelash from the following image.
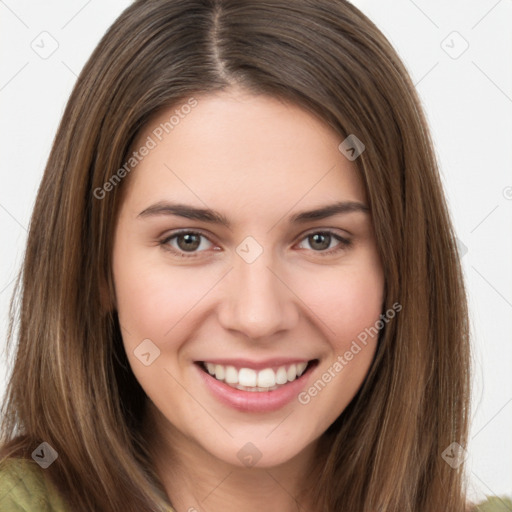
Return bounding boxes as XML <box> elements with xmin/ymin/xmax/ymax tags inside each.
<box><xmin>159</xmin><ymin>229</ymin><xmax>352</xmax><ymax>259</ymax></box>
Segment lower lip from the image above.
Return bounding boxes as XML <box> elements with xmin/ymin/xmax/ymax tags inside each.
<box><xmin>195</xmin><ymin>362</ymin><xmax>316</xmax><ymax>413</ymax></box>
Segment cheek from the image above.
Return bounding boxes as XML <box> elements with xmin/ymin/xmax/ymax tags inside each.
<box><xmin>293</xmin><ymin>260</ymin><xmax>384</xmax><ymax>347</ymax></box>
<box><xmin>293</xmin><ymin>257</ymin><xmax>384</xmax><ymax>429</ymax></box>
<box><xmin>111</xmin><ymin>245</ymin><xmax>206</xmax><ymax>407</ymax></box>
<box><xmin>112</xmin><ymin>243</ymin><xmax>208</xmax><ymax>340</ymax></box>
<box><xmin>332</xmin><ymin>270</ymin><xmax>384</xmax><ymax>344</ymax></box>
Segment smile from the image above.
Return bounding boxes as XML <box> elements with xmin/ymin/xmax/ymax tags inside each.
<box><xmin>201</xmin><ymin>361</ymin><xmax>309</xmax><ymax>391</ymax></box>
<box><xmin>195</xmin><ymin>359</ymin><xmax>318</xmax><ymax>412</ymax></box>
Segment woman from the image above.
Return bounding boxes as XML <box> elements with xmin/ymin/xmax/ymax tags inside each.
<box><xmin>0</xmin><ymin>0</ymin><xmax>509</xmax><ymax>511</ymax></box>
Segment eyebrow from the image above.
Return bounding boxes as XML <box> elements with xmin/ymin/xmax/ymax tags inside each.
<box><xmin>137</xmin><ymin>200</ymin><xmax>370</xmax><ymax>228</ymax></box>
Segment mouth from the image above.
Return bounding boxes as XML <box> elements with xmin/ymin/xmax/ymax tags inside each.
<box><xmin>195</xmin><ymin>359</ymin><xmax>319</xmax><ymax>392</ymax></box>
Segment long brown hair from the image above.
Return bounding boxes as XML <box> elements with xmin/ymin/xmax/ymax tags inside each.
<box><xmin>0</xmin><ymin>0</ymin><xmax>471</xmax><ymax>510</ymax></box>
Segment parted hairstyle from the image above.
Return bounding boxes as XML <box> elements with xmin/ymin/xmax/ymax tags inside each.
<box><xmin>0</xmin><ymin>0</ymin><xmax>472</xmax><ymax>511</ymax></box>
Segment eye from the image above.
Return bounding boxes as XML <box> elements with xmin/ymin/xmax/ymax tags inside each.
<box><xmin>296</xmin><ymin>230</ymin><xmax>352</xmax><ymax>256</ymax></box>
<box><xmin>160</xmin><ymin>231</ymin><xmax>215</xmax><ymax>257</ymax></box>
<box><xmin>159</xmin><ymin>229</ymin><xmax>352</xmax><ymax>259</ymax></box>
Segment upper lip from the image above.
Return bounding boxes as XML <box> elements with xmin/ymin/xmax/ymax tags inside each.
<box><xmin>196</xmin><ymin>358</ymin><xmax>315</xmax><ymax>371</ymax></box>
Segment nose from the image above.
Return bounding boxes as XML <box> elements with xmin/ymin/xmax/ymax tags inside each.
<box><xmin>216</xmin><ymin>252</ymin><xmax>300</xmax><ymax>340</ymax></box>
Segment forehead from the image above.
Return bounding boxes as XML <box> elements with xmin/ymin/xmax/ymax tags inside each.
<box><xmin>122</xmin><ymin>90</ymin><xmax>367</xmax><ymax>221</ymax></box>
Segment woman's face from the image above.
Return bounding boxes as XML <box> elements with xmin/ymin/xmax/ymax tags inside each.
<box><xmin>112</xmin><ymin>88</ymin><xmax>384</xmax><ymax>469</ymax></box>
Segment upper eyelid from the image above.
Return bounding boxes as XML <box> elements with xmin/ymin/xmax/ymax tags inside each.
<box><xmin>161</xmin><ymin>228</ymin><xmax>216</xmax><ymax>245</ymax></box>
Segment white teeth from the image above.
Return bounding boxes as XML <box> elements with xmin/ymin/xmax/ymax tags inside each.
<box><xmin>238</xmin><ymin>368</ymin><xmax>257</xmax><ymax>387</ymax></box>
<box><xmin>214</xmin><ymin>364</ymin><xmax>225</xmax><ymax>381</ymax></box>
<box><xmin>275</xmin><ymin>367</ymin><xmax>288</xmax><ymax>385</ymax></box>
<box><xmin>296</xmin><ymin>362</ymin><xmax>307</xmax><ymax>377</ymax></box>
<box><xmin>257</xmin><ymin>368</ymin><xmax>276</xmax><ymax>388</ymax></box>
<box><xmin>225</xmin><ymin>365</ymin><xmax>238</xmax><ymax>384</ymax></box>
<box><xmin>203</xmin><ymin>361</ymin><xmax>310</xmax><ymax>391</ymax></box>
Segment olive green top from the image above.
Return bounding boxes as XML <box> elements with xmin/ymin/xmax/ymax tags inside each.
<box><xmin>0</xmin><ymin>458</ymin><xmax>175</xmax><ymax>512</ymax></box>
<box><xmin>1</xmin><ymin>457</ymin><xmax>511</xmax><ymax>511</ymax></box>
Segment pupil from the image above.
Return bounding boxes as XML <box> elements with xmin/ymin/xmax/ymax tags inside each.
<box><xmin>178</xmin><ymin>234</ymin><xmax>200</xmax><ymax>251</ymax></box>
<box><xmin>311</xmin><ymin>233</ymin><xmax>330</xmax><ymax>250</ymax></box>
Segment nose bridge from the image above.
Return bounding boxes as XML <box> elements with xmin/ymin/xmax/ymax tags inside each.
<box><xmin>217</xmin><ymin>246</ymin><xmax>298</xmax><ymax>339</ymax></box>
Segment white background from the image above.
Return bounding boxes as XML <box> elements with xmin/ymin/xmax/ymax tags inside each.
<box><xmin>1</xmin><ymin>0</ymin><xmax>511</xmax><ymax>503</ymax></box>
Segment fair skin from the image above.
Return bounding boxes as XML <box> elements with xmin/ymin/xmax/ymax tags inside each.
<box><xmin>112</xmin><ymin>87</ymin><xmax>385</xmax><ymax>512</ymax></box>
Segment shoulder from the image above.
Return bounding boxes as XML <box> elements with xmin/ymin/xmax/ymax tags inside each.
<box><xmin>0</xmin><ymin>457</ymin><xmax>69</xmax><ymax>512</ymax></box>
<box><xmin>472</xmin><ymin>496</ymin><xmax>512</xmax><ymax>512</ymax></box>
